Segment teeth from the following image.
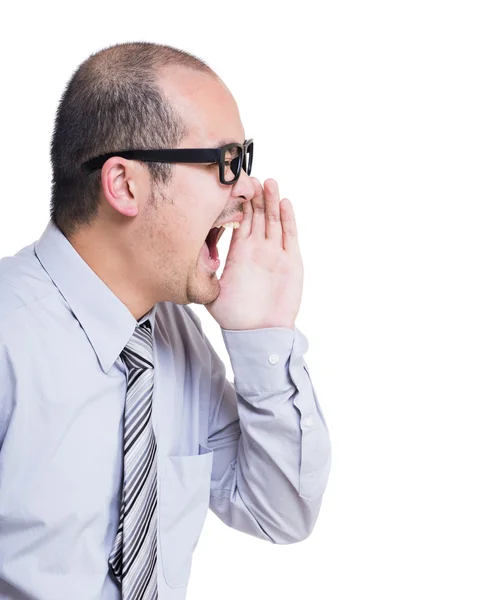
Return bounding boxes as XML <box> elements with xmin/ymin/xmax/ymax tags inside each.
<box><xmin>221</xmin><ymin>222</ymin><xmax>240</xmax><ymax>229</ymax></box>
<box><xmin>212</xmin><ymin>221</ymin><xmax>240</xmax><ymax>246</ymax></box>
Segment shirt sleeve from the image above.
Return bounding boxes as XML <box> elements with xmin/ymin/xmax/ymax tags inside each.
<box><xmin>204</xmin><ymin>325</ymin><xmax>332</xmax><ymax>544</ymax></box>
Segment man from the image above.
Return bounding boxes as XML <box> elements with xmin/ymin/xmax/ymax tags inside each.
<box><xmin>0</xmin><ymin>42</ymin><xmax>331</xmax><ymax>599</ymax></box>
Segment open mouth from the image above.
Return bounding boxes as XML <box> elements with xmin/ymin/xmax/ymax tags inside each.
<box><xmin>204</xmin><ymin>226</ymin><xmax>226</xmax><ymax>261</ymax></box>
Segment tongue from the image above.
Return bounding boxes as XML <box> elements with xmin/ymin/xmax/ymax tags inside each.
<box><xmin>205</xmin><ymin>228</ymin><xmax>220</xmax><ymax>260</ymax></box>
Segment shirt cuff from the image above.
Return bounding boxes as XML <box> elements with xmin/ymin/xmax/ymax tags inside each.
<box><xmin>221</xmin><ymin>327</ymin><xmax>296</xmax><ymax>394</ymax></box>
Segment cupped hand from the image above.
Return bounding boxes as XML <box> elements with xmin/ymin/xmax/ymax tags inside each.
<box><xmin>205</xmin><ymin>178</ymin><xmax>303</xmax><ymax>331</ymax></box>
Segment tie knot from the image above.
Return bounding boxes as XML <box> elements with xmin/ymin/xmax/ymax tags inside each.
<box><xmin>121</xmin><ymin>319</ymin><xmax>154</xmax><ymax>370</ymax></box>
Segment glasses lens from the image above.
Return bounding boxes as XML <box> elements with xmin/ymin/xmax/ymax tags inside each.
<box><xmin>245</xmin><ymin>141</ymin><xmax>254</xmax><ymax>175</ymax></box>
<box><xmin>223</xmin><ymin>145</ymin><xmax>242</xmax><ymax>183</ymax></box>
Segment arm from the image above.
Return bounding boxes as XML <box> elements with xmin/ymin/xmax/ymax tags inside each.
<box><xmin>205</xmin><ymin>325</ymin><xmax>331</xmax><ymax>544</ymax></box>
<box><xmin>197</xmin><ymin>176</ymin><xmax>329</xmax><ymax>542</ymax></box>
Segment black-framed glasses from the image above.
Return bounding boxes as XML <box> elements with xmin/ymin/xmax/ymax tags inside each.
<box><xmin>81</xmin><ymin>138</ymin><xmax>254</xmax><ymax>185</ymax></box>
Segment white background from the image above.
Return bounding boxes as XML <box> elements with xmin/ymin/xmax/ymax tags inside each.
<box><xmin>1</xmin><ymin>1</ymin><xmax>496</xmax><ymax>598</ymax></box>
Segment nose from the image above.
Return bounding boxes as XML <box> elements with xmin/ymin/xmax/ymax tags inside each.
<box><xmin>230</xmin><ymin>167</ymin><xmax>255</xmax><ymax>203</ymax></box>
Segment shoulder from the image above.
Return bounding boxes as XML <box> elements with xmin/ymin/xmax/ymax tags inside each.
<box><xmin>0</xmin><ymin>262</ymin><xmax>29</xmax><ymax>336</ymax></box>
<box><xmin>0</xmin><ymin>245</ymin><xmax>54</xmax><ymax>338</ymax></box>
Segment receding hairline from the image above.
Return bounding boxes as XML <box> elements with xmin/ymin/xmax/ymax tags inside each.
<box><xmin>81</xmin><ymin>41</ymin><xmax>219</xmax><ymax>86</ymax></box>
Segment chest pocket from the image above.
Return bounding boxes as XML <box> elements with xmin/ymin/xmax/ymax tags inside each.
<box><xmin>158</xmin><ymin>444</ymin><xmax>214</xmax><ymax>588</ymax></box>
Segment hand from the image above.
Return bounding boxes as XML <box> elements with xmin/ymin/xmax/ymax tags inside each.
<box><xmin>205</xmin><ymin>178</ymin><xmax>303</xmax><ymax>330</ymax></box>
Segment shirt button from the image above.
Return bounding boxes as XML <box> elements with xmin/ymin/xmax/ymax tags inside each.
<box><xmin>302</xmin><ymin>416</ymin><xmax>314</xmax><ymax>428</ymax></box>
<box><xmin>268</xmin><ymin>353</ymin><xmax>279</xmax><ymax>365</ymax></box>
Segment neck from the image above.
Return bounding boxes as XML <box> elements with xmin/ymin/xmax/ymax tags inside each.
<box><xmin>68</xmin><ymin>225</ymin><xmax>156</xmax><ymax>321</ymax></box>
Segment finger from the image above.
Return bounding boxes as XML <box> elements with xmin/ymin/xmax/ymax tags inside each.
<box><xmin>250</xmin><ymin>177</ymin><xmax>266</xmax><ymax>238</ymax></box>
<box><xmin>236</xmin><ymin>190</ymin><xmax>253</xmax><ymax>239</ymax></box>
<box><xmin>280</xmin><ymin>198</ymin><xmax>299</xmax><ymax>252</ymax></box>
<box><xmin>263</xmin><ymin>178</ymin><xmax>283</xmax><ymax>245</ymax></box>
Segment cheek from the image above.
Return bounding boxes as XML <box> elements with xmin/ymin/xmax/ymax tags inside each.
<box><xmin>168</xmin><ymin>166</ymin><xmax>232</xmax><ymax>230</ymax></box>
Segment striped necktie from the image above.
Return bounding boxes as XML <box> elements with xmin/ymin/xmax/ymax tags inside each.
<box><xmin>109</xmin><ymin>319</ymin><xmax>158</xmax><ymax>599</ymax></box>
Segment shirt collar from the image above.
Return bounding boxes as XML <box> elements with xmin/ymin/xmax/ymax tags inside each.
<box><xmin>34</xmin><ymin>220</ymin><xmax>157</xmax><ymax>374</ymax></box>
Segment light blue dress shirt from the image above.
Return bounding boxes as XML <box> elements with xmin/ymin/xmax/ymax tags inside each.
<box><xmin>0</xmin><ymin>221</ymin><xmax>331</xmax><ymax>600</ymax></box>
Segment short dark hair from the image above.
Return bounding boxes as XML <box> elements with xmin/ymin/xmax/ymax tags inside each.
<box><xmin>49</xmin><ymin>41</ymin><xmax>213</xmax><ymax>237</ymax></box>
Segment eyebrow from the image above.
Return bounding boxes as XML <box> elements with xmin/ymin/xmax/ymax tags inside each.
<box><xmin>215</xmin><ymin>139</ymin><xmax>243</xmax><ymax>147</ymax></box>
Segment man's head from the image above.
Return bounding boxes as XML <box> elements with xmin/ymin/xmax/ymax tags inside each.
<box><xmin>50</xmin><ymin>42</ymin><xmax>255</xmax><ymax>316</ymax></box>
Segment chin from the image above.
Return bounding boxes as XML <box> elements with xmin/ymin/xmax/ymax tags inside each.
<box><xmin>186</xmin><ymin>268</ymin><xmax>220</xmax><ymax>306</ymax></box>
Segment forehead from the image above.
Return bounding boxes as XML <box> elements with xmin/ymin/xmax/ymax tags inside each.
<box><xmin>158</xmin><ymin>66</ymin><xmax>245</xmax><ymax>146</ymax></box>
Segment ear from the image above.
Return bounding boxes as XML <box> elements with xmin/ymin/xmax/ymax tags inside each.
<box><xmin>100</xmin><ymin>157</ymin><xmax>144</xmax><ymax>217</ymax></box>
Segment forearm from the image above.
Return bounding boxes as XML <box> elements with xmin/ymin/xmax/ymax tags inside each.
<box><xmin>208</xmin><ymin>327</ymin><xmax>331</xmax><ymax>543</ymax></box>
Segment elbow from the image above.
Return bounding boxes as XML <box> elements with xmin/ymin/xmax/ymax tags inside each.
<box><xmin>268</xmin><ymin>462</ymin><xmax>331</xmax><ymax>545</ymax></box>
<box><xmin>269</xmin><ymin>496</ymin><xmax>324</xmax><ymax>545</ymax></box>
